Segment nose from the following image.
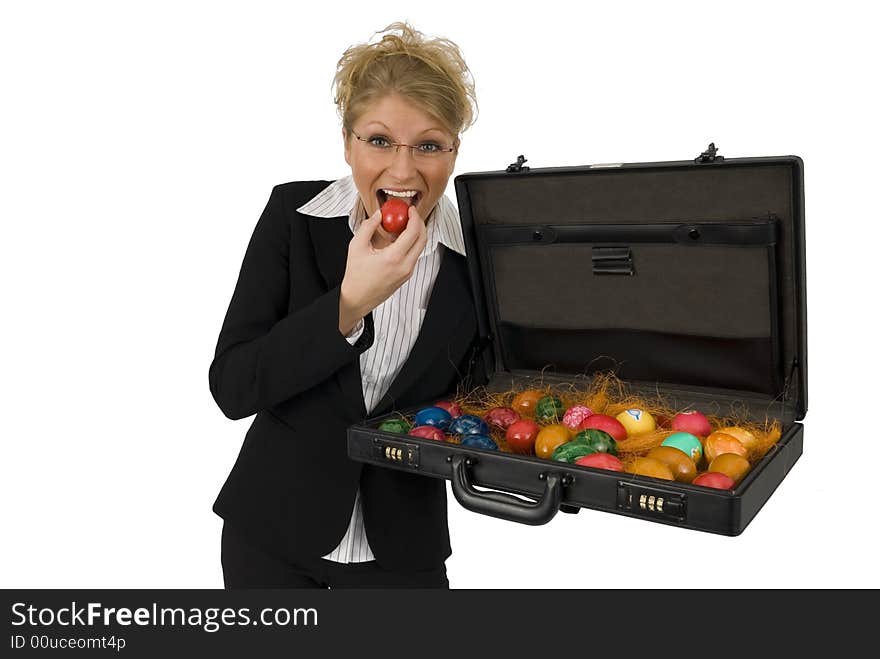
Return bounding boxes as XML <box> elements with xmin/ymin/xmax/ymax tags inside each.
<box><xmin>385</xmin><ymin>144</ymin><xmax>418</xmax><ymax>180</ymax></box>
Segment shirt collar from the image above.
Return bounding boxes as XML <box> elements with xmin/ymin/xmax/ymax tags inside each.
<box><xmin>297</xmin><ymin>175</ymin><xmax>466</xmax><ymax>257</ymax></box>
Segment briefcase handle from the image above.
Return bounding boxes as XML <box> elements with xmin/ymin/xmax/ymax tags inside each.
<box><xmin>450</xmin><ymin>454</ymin><xmax>562</xmax><ymax>525</ymax></box>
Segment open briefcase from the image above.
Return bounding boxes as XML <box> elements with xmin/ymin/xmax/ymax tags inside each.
<box><xmin>347</xmin><ymin>143</ymin><xmax>806</xmax><ymax>535</ymax></box>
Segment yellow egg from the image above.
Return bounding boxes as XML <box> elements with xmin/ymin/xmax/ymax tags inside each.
<box><xmin>716</xmin><ymin>426</ymin><xmax>758</xmax><ymax>453</ymax></box>
<box><xmin>615</xmin><ymin>408</ymin><xmax>656</xmax><ymax>436</ymax></box>
<box><xmin>708</xmin><ymin>453</ymin><xmax>751</xmax><ymax>484</ymax></box>
<box><xmin>704</xmin><ymin>432</ymin><xmax>748</xmax><ymax>464</ymax></box>
<box><xmin>647</xmin><ymin>446</ymin><xmax>697</xmax><ymax>483</ymax></box>
<box><xmin>626</xmin><ymin>457</ymin><xmax>674</xmax><ymax>481</ymax></box>
<box><xmin>534</xmin><ymin>424</ymin><xmax>572</xmax><ymax>460</ymax></box>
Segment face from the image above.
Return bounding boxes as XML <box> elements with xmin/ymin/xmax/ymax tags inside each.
<box><xmin>343</xmin><ymin>94</ymin><xmax>459</xmax><ymax>222</ymax></box>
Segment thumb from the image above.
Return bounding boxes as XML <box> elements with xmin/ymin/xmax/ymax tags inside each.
<box><xmin>354</xmin><ymin>207</ymin><xmax>383</xmax><ymax>244</ymax></box>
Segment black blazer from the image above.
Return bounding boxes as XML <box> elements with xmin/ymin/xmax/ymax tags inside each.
<box><xmin>209</xmin><ymin>181</ymin><xmax>482</xmax><ymax>570</ymax></box>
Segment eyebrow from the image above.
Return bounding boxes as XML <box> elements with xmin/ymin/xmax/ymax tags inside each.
<box><xmin>363</xmin><ymin>121</ymin><xmax>447</xmax><ymax>137</ymax></box>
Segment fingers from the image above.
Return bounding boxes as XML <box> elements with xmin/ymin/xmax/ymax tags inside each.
<box><xmin>353</xmin><ymin>208</ymin><xmax>383</xmax><ymax>245</ymax></box>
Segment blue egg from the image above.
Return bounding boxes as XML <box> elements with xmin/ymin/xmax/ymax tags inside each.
<box><xmin>460</xmin><ymin>434</ymin><xmax>499</xmax><ymax>451</ymax></box>
<box><xmin>449</xmin><ymin>414</ymin><xmax>490</xmax><ymax>437</ymax></box>
<box><xmin>414</xmin><ymin>406</ymin><xmax>453</xmax><ymax>430</ymax></box>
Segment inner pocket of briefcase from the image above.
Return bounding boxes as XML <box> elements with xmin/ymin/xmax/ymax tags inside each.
<box><xmin>481</xmin><ymin>220</ymin><xmax>782</xmax><ymax>395</ymax></box>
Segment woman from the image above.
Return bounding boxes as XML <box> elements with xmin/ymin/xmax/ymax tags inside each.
<box><xmin>209</xmin><ymin>22</ymin><xmax>481</xmax><ymax>588</ymax></box>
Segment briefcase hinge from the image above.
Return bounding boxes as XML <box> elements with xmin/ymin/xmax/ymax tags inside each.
<box><xmin>695</xmin><ymin>142</ymin><xmax>724</xmax><ymax>163</ymax></box>
<box><xmin>592</xmin><ymin>246</ymin><xmax>634</xmax><ymax>276</ymax></box>
<box><xmin>506</xmin><ymin>154</ymin><xmax>530</xmax><ymax>173</ymax></box>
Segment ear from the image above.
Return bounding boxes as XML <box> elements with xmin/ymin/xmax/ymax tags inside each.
<box><xmin>342</xmin><ymin>127</ymin><xmax>351</xmax><ymax>166</ymax></box>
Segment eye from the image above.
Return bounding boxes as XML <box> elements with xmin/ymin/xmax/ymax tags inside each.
<box><xmin>368</xmin><ymin>136</ymin><xmax>391</xmax><ymax>148</ymax></box>
<box><xmin>416</xmin><ymin>142</ymin><xmax>442</xmax><ymax>153</ymax></box>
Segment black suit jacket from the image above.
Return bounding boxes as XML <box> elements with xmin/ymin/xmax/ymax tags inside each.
<box><xmin>209</xmin><ymin>181</ymin><xmax>482</xmax><ymax>570</ymax></box>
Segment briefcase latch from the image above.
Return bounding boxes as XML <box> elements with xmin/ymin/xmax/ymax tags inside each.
<box><xmin>592</xmin><ymin>246</ymin><xmax>634</xmax><ymax>275</ymax></box>
<box><xmin>373</xmin><ymin>438</ymin><xmax>420</xmax><ymax>469</ymax></box>
<box><xmin>616</xmin><ymin>482</ymin><xmax>687</xmax><ymax>522</ymax></box>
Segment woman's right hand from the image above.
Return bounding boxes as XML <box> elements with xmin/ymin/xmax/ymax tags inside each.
<box><xmin>338</xmin><ymin>205</ymin><xmax>428</xmax><ymax>335</ymax></box>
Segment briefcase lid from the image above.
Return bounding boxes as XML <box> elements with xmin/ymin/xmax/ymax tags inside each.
<box><xmin>454</xmin><ymin>147</ymin><xmax>806</xmax><ymax>420</ymax></box>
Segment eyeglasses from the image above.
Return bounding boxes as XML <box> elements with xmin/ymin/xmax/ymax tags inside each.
<box><xmin>350</xmin><ymin>128</ymin><xmax>457</xmax><ymax>162</ymax></box>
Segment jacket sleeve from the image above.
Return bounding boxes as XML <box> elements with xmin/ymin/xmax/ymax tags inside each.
<box><xmin>208</xmin><ymin>185</ymin><xmax>374</xmax><ymax>420</ymax></box>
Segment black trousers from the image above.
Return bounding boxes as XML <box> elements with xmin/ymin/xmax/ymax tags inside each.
<box><xmin>221</xmin><ymin>522</ymin><xmax>449</xmax><ymax>589</ymax></box>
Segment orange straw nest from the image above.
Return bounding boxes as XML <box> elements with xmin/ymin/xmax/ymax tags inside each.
<box><xmin>447</xmin><ymin>371</ymin><xmax>783</xmax><ymax>466</ymax></box>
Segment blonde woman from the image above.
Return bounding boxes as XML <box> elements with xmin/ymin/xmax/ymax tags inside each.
<box><xmin>209</xmin><ymin>22</ymin><xmax>480</xmax><ymax>588</ymax></box>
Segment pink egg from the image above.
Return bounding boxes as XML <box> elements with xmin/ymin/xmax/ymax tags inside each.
<box><xmin>671</xmin><ymin>411</ymin><xmax>712</xmax><ymax>437</ymax></box>
<box><xmin>562</xmin><ymin>405</ymin><xmax>594</xmax><ymax>430</ymax></box>
<box><xmin>433</xmin><ymin>400</ymin><xmax>462</xmax><ymax>418</ymax></box>
<box><xmin>408</xmin><ymin>425</ymin><xmax>446</xmax><ymax>441</ymax></box>
<box><xmin>484</xmin><ymin>407</ymin><xmax>520</xmax><ymax>430</ymax></box>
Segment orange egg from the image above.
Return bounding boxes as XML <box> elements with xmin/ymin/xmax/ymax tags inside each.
<box><xmin>708</xmin><ymin>453</ymin><xmax>751</xmax><ymax>484</ymax></box>
<box><xmin>534</xmin><ymin>424</ymin><xmax>572</xmax><ymax>459</ymax></box>
<box><xmin>626</xmin><ymin>457</ymin><xmax>674</xmax><ymax>481</ymax></box>
<box><xmin>646</xmin><ymin>446</ymin><xmax>697</xmax><ymax>483</ymax></box>
<box><xmin>716</xmin><ymin>426</ymin><xmax>758</xmax><ymax>452</ymax></box>
<box><xmin>704</xmin><ymin>432</ymin><xmax>748</xmax><ymax>464</ymax></box>
<box><xmin>511</xmin><ymin>390</ymin><xmax>544</xmax><ymax>417</ymax></box>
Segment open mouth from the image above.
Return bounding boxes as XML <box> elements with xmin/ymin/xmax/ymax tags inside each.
<box><xmin>377</xmin><ymin>189</ymin><xmax>422</xmax><ymax>208</ymax></box>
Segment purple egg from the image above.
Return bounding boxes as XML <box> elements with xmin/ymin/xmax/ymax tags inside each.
<box><xmin>449</xmin><ymin>414</ymin><xmax>490</xmax><ymax>437</ymax></box>
<box><xmin>460</xmin><ymin>434</ymin><xmax>499</xmax><ymax>451</ymax></box>
<box><xmin>414</xmin><ymin>406</ymin><xmax>453</xmax><ymax>430</ymax></box>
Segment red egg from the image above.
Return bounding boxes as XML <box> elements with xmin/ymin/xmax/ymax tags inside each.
<box><xmin>505</xmin><ymin>419</ymin><xmax>540</xmax><ymax>455</ymax></box>
<box><xmin>671</xmin><ymin>410</ymin><xmax>712</xmax><ymax>437</ymax></box>
<box><xmin>381</xmin><ymin>197</ymin><xmax>410</xmax><ymax>234</ymax></box>
<box><xmin>692</xmin><ymin>472</ymin><xmax>735</xmax><ymax>490</ymax></box>
<box><xmin>574</xmin><ymin>452</ymin><xmax>624</xmax><ymax>472</ymax></box>
<box><xmin>576</xmin><ymin>414</ymin><xmax>627</xmax><ymax>442</ymax></box>
<box><xmin>408</xmin><ymin>425</ymin><xmax>445</xmax><ymax>441</ymax></box>
<box><xmin>484</xmin><ymin>406</ymin><xmax>520</xmax><ymax>430</ymax></box>
<box><xmin>433</xmin><ymin>400</ymin><xmax>463</xmax><ymax>418</ymax></box>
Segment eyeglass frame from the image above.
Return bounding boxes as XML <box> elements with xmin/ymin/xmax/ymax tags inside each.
<box><xmin>348</xmin><ymin>128</ymin><xmax>458</xmax><ymax>159</ymax></box>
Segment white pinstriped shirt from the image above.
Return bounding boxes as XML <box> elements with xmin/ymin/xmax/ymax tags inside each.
<box><xmin>297</xmin><ymin>175</ymin><xmax>466</xmax><ymax>563</ymax></box>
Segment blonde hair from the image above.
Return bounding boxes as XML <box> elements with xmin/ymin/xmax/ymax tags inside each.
<box><xmin>332</xmin><ymin>21</ymin><xmax>478</xmax><ymax>140</ymax></box>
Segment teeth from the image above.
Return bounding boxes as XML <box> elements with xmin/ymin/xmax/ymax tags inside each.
<box><xmin>382</xmin><ymin>189</ymin><xmax>418</xmax><ymax>198</ymax></box>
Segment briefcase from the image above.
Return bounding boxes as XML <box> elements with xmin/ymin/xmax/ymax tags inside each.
<box><xmin>347</xmin><ymin>143</ymin><xmax>806</xmax><ymax>535</ymax></box>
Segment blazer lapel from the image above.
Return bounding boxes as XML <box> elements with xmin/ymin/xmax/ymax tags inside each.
<box><xmin>307</xmin><ymin>215</ymin><xmax>368</xmax><ymax>419</ymax></box>
<box><xmin>372</xmin><ymin>249</ymin><xmax>471</xmax><ymax>416</ymax></box>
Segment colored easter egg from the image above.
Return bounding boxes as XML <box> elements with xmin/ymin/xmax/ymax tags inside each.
<box><xmin>573</xmin><ymin>429</ymin><xmax>618</xmax><ymax>455</ymax></box>
<box><xmin>535</xmin><ymin>395</ymin><xmax>564</xmax><ymax>423</ymax></box>
<box><xmin>615</xmin><ymin>408</ymin><xmax>656</xmax><ymax>436</ymax></box>
<box><xmin>661</xmin><ymin>432</ymin><xmax>703</xmax><ymax>464</ymax></box>
<box><xmin>551</xmin><ymin>441</ymin><xmax>597</xmax><ymax>463</ymax></box>
<box><xmin>460</xmin><ymin>434</ymin><xmax>499</xmax><ymax>451</ymax></box>
<box><xmin>433</xmin><ymin>400</ymin><xmax>463</xmax><ymax>418</ymax></box>
<box><xmin>448</xmin><ymin>414</ymin><xmax>490</xmax><ymax>437</ymax></box>
<box><xmin>574</xmin><ymin>453</ymin><xmax>624</xmax><ymax>472</ymax></box>
<box><xmin>716</xmin><ymin>426</ymin><xmax>759</xmax><ymax>452</ymax></box>
<box><xmin>671</xmin><ymin>410</ymin><xmax>712</xmax><ymax>437</ymax></box>
<box><xmin>704</xmin><ymin>432</ymin><xmax>748</xmax><ymax>464</ymax></box>
<box><xmin>378</xmin><ymin>418</ymin><xmax>411</xmax><ymax>434</ymax></box>
<box><xmin>626</xmin><ymin>457</ymin><xmax>675</xmax><ymax>481</ymax></box>
<box><xmin>708</xmin><ymin>453</ymin><xmax>751</xmax><ymax>484</ymax></box>
<box><xmin>692</xmin><ymin>472</ymin><xmax>735</xmax><ymax>490</ymax></box>
<box><xmin>414</xmin><ymin>407</ymin><xmax>452</xmax><ymax>430</ymax></box>
<box><xmin>408</xmin><ymin>425</ymin><xmax>445</xmax><ymax>441</ymax></box>
<box><xmin>562</xmin><ymin>405</ymin><xmax>594</xmax><ymax>430</ymax></box>
<box><xmin>647</xmin><ymin>445</ymin><xmax>697</xmax><ymax>483</ymax></box>
<box><xmin>484</xmin><ymin>407</ymin><xmax>520</xmax><ymax>430</ymax></box>
<box><xmin>511</xmin><ymin>390</ymin><xmax>544</xmax><ymax>417</ymax></box>
<box><xmin>535</xmin><ymin>424</ymin><xmax>572</xmax><ymax>460</ymax></box>
<box><xmin>577</xmin><ymin>414</ymin><xmax>627</xmax><ymax>442</ymax></box>
<box><xmin>505</xmin><ymin>419</ymin><xmax>540</xmax><ymax>455</ymax></box>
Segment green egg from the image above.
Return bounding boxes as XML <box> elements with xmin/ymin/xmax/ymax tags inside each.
<box><xmin>535</xmin><ymin>396</ymin><xmax>564</xmax><ymax>423</ymax></box>
<box><xmin>573</xmin><ymin>429</ymin><xmax>618</xmax><ymax>455</ymax></box>
<box><xmin>378</xmin><ymin>418</ymin><xmax>412</xmax><ymax>434</ymax></box>
<box><xmin>661</xmin><ymin>432</ymin><xmax>703</xmax><ymax>463</ymax></box>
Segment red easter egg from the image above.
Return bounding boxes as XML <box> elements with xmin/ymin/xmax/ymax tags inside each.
<box><xmin>574</xmin><ymin>452</ymin><xmax>624</xmax><ymax>472</ymax></box>
<box><xmin>505</xmin><ymin>419</ymin><xmax>540</xmax><ymax>455</ymax></box>
<box><xmin>692</xmin><ymin>471</ymin><xmax>736</xmax><ymax>490</ymax></box>
<box><xmin>484</xmin><ymin>407</ymin><xmax>520</xmax><ymax>430</ymax></box>
<box><xmin>434</xmin><ymin>400</ymin><xmax>462</xmax><ymax>418</ymax></box>
<box><xmin>381</xmin><ymin>197</ymin><xmax>410</xmax><ymax>234</ymax></box>
<box><xmin>577</xmin><ymin>414</ymin><xmax>627</xmax><ymax>442</ymax></box>
<box><xmin>408</xmin><ymin>425</ymin><xmax>445</xmax><ymax>441</ymax></box>
<box><xmin>671</xmin><ymin>411</ymin><xmax>712</xmax><ymax>437</ymax></box>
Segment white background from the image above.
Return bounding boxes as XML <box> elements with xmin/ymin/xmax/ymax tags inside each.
<box><xmin>2</xmin><ymin>0</ymin><xmax>878</xmax><ymax>589</ymax></box>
